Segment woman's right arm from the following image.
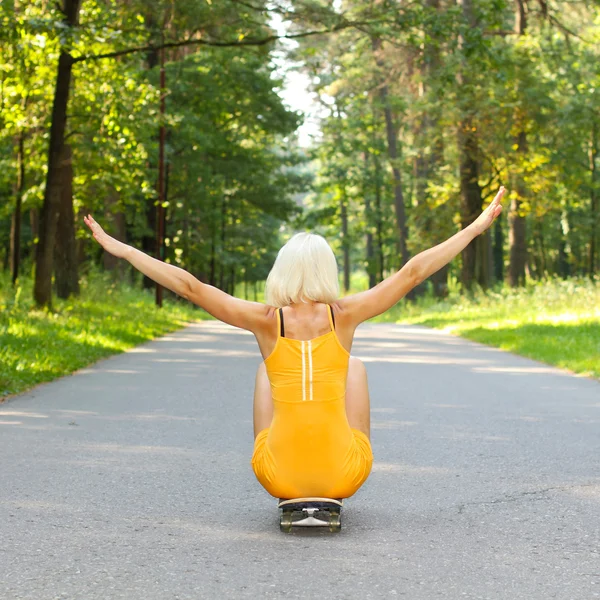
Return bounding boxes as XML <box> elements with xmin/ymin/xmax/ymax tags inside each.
<box><xmin>338</xmin><ymin>186</ymin><xmax>506</xmax><ymax>325</ymax></box>
<box><xmin>83</xmin><ymin>215</ymin><xmax>270</xmax><ymax>332</ymax></box>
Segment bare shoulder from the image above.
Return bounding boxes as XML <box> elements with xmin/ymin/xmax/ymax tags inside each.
<box><xmin>331</xmin><ymin>295</ymin><xmax>367</xmax><ymax>329</ymax></box>
<box><xmin>249</xmin><ymin>302</ymin><xmax>278</xmax><ymax>334</ymax></box>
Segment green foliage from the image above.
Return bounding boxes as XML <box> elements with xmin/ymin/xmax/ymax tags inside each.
<box><xmin>0</xmin><ymin>271</ymin><xmax>211</xmax><ymax>399</ymax></box>
<box><xmin>298</xmin><ymin>0</ymin><xmax>600</xmax><ymax>286</ymax></box>
<box><xmin>1</xmin><ymin>0</ymin><xmax>314</xmax><ymax>294</ymax></box>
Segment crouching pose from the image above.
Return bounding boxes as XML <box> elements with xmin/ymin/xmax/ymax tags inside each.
<box><xmin>85</xmin><ymin>187</ymin><xmax>505</xmax><ymax>499</ymax></box>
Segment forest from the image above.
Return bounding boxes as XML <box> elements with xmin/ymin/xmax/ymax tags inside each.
<box><xmin>1</xmin><ymin>0</ymin><xmax>598</xmax><ymax>306</ymax></box>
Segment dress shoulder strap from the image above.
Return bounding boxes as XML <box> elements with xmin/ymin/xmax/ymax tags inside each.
<box><xmin>327</xmin><ymin>305</ymin><xmax>336</xmax><ymax>331</ymax></box>
<box><xmin>278</xmin><ymin>307</ymin><xmax>285</xmax><ymax>337</ymax></box>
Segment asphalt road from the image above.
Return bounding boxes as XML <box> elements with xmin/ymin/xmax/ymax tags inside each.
<box><xmin>1</xmin><ymin>321</ymin><xmax>599</xmax><ymax>600</ymax></box>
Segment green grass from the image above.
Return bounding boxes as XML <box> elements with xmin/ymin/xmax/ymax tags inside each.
<box><xmin>374</xmin><ymin>277</ymin><xmax>600</xmax><ymax>379</ymax></box>
<box><xmin>0</xmin><ymin>271</ymin><xmax>210</xmax><ymax>400</ymax></box>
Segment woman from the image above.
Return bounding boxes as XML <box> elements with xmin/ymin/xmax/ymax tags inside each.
<box><xmin>84</xmin><ymin>186</ymin><xmax>505</xmax><ymax>500</ymax></box>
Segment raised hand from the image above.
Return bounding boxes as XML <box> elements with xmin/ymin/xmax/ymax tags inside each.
<box><xmin>83</xmin><ymin>214</ymin><xmax>129</xmax><ymax>259</ymax></box>
<box><xmin>470</xmin><ymin>186</ymin><xmax>506</xmax><ymax>236</ymax></box>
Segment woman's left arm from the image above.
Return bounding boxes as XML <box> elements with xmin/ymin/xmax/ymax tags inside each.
<box><xmin>84</xmin><ymin>215</ymin><xmax>270</xmax><ymax>331</ymax></box>
<box><xmin>336</xmin><ymin>186</ymin><xmax>505</xmax><ymax>325</ymax></box>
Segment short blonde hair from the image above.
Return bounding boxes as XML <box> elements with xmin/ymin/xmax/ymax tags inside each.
<box><xmin>265</xmin><ymin>232</ymin><xmax>340</xmax><ymax>307</ymax></box>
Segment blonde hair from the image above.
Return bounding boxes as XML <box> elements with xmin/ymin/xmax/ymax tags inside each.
<box><xmin>265</xmin><ymin>232</ymin><xmax>340</xmax><ymax>307</ymax></box>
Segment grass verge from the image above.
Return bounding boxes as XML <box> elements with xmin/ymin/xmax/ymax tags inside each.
<box><xmin>374</xmin><ymin>277</ymin><xmax>600</xmax><ymax>379</ymax></box>
<box><xmin>0</xmin><ymin>272</ymin><xmax>210</xmax><ymax>400</ymax></box>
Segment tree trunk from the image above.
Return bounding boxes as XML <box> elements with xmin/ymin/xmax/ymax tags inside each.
<box><xmin>30</xmin><ymin>207</ymin><xmax>39</xmax><ymax>241</ymax></box>
<box><xmin>508</xmin><ymin>132</ymin><xmax>528</xmax><ymax>286</ymax></box>
<box><xmin>209</xmin><ymin>224</ymin><xmax>216</xmax><ymax>286</ymax></box>
<box><xmin>493</xmin><ymin>217</ymin><xmax>504</xmax><ymax>282</ymax></box>
<box><xmin>141</xmin><ymin>40</ymin><xmax>159</xmax><ymax>290</ymax></box>
<box><xmin>508</xmin><ymin>0</ymin><xmax>528</xmax><ymax>287</ymax></box>
<box><xmin>374</xmin><ymin>151</ymin><xmax>385</xmax><ymax>281</ymax></box>
<box><xmin>415</xmin><ymin>0</ymin><xmax>447</xmax><ymax>297</ymax></box>
<box><xmin>381</xmin><ymin>97</ymin><xmax>409</xmax><ymax>269</ymax></box>
<box><xmin>33</xmin><ymin>0</ymin><xmax>81</xmax><ymax>307</ymax></box>
<box><xmin>10</xmin><ymin>132</ymin><xmax>25</xmax><ymax>285</ymax></box>
<box><xmin>414</xmin><ymin>0</ymin><xmax>442</xmax><ymax>207</ymax></box>
<box><xmin>54</xmin><ymin>144</ymin><xmax>79</xmax><ymax>299</ymax></box>
<box><xmin>589</xmin><ymin>122</ymin><xmax>598</xmax><ymax>277</ymax></box>
<box><xmin>363</xmin><ymin>152</ymin><xmax>376</xmax><ymax>289</ymax></box>
<box><xmin>340</xmin><ymin>189</ymin><xmax>350</xmax><ymax>292</ymax></box>
<box><xmin>558</xmin><ymin>215</ymin><xmax>570</xmax><ymax>278</ymax></box>
<box><xmin>372</xmin><ymin>37</ymin><xmax>409</xmax><ymax>270</ymax></box>
<box><xmin>457</xmin><ymin>118</ymin><xmax>486</xmax><ymax>289</ymax></box>
<box><xmin>456</xmin><ymin>0</ymin><xmax>487</xmax><ymax>290</ymax></box>
<box><xmin>155</xmin><ymin>50</ymin><xmax>167</xmax><ymax>308</ymax></box>
<box><xmin>219</xmin><ymin>195</ymin><xmax>227</xmax><ymax>291</ymax></box>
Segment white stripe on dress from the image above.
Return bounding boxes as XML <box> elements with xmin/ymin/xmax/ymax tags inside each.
<box><xmin>308</xmin><ymin>340</ymin><xmax>313</xmax><ymax>401</ymax></box>
<box><xmin>301</xmin><ymin>340</ymin><xmax>306</xmax><ymax>401</ymax></box>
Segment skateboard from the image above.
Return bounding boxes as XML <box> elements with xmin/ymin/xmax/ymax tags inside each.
<box><xmin>278</xmin><ymin>497</ymin><xmax>343</xmax><ymax>533</ymax></box>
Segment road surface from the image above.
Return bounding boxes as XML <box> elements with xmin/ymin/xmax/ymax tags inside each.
<box><xmin>1</xmin><ymin>321</ymin><xmax>599</xmax><ymax>599</ymax></box>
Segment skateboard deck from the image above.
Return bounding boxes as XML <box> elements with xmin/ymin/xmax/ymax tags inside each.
<box><xmin>277</xmin><ymin>497</ymin><xmax>343</xmax><ymax>533</ymax></box>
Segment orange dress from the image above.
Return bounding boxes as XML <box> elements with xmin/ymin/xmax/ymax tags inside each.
<box><xmin>251</xmin><ymin>305</ymin><xmax>373</xmax><ymax>499</ymax></box>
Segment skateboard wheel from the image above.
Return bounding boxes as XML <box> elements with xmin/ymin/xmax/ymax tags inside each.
<box><xmin>329</xmin><ymin>512</ymin><xmax>341</xmax><ymax>533</ymax></box>
<box><xmin>280</xmin><ymin>511</ymin><xmax>293</xmax><ymax>533</ymax></box>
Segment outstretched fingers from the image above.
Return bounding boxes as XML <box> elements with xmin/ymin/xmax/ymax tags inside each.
<box><xmin>488</xmin><ymin>186</ymin><xmax>505</xmax><ymax>220</ymax></box>
<box><xmin>493</xmin><ymin>186</ymin><xmax>506</xmax><ymax>205</ymax></box>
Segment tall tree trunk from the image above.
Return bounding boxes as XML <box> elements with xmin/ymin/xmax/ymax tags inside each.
<box><xmin>381</xmin><ymin>96</ymin><xmax>409</xmax><ymax>269</ymax></box>
<box><xmin>508</xmin><ymin>0</ymin><xmax>528</xmax><ymax>287</ymax></box>
<box><xmin>33</xmin><ymin>0</ymin><xmax>81</xmax><ymax>307</ymax></box>
<box><xmin>374</xmin><ymin>151</ymin><xmax>385</xmax><ymax>281</ymax></box>
<box><xmin>332</xmin><ymin>103</ymin><xmax>351</xmax><ymax>292</ymax></box>
<box><xmin>54</xmin><ymin>143</ymin><xmax>79</xmax><ymax>299</ymax></box>
<box><xmin>183</xmin><ymin>207</ymin><xmax>190</xmax><ymax>271</ymax></box>
<box><xmin>155</xmin><ymin>50</ymin><xmax>167</xmax><ymax>308</ymax></box>
<box><xmin>456</xmin><ymin>0</ymin><xmax>487</xmax><ymax>290</ymax></box>
<box><xmin>508</xmin><ymin>135</ymin><xmax>528</xmax><ymax>287</ymax></box>
<box><xmin>341</xmin><ymin>189</ymin><xmax>350</xmax><ymax>292</ymax></box>
<box><xmin>414</xmin><ymin>0</ymin><xmax>442</xmax><ymax>207</ymax></box>
<box><xmin>209</xmin><ymin>226</ymin><xmax>216</xmax><ymax>286</ymax></box>
<box><xmin>219</xmin><ymin>195</ymin><xmax>226</xmax><ymax>291</ymax></box>
<box><xmin>30</xmin><ymin>207</ymin><xmax>39</xmax><ymax>243</ymax></box>
<box><xmin>493</xmin><ymin>217</ymin><xmax>504</xmax><ymax>282</ymax></box>
<box><xmin>558</xmin><ymin>214</ymin><xmax>570</xmax><ymax>278</ymax></box>
<box><xmin>416</xmin><ymin>0</ymin><xmax>448</xmax><ymax>297</ymax></box>
<box><xmin>372</xmin><ymin>37</ymin><xmax>409</xmax><ymax>269</ymax></box>
<box><xmin>141</xmin><ymin>38</ymin><xmax>159</xmax><ymax>290</ymax></box>
<box><xmin>363</xmin><ymin>152</ymin><xmax>376</xmax><ymax>289</ymax></box>
<box><xmin>457</xmin><ymin>118</ymin><xmax>486</xmax><ymax>289</ymax></box>
<box><xmin>589</xmin><ymin>121</ymin><xmax>598</xmax><ymax>277</ymax></box>
<box><xmin>10</xmin><ymin>132</ymin><xmax>25</xmax><ymax>285</ymax></box>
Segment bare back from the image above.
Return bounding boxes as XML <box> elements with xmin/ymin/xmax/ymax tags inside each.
<box><xmin>254</xmin><ymin>301</ymin><xmax>354</xmax><ymax>362</ymax></box>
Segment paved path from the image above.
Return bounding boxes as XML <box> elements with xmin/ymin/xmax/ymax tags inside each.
<box><xmin>1</xmin><ymin>322</ymin><xmax>599</xmax><ymax>600</ymax></box>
